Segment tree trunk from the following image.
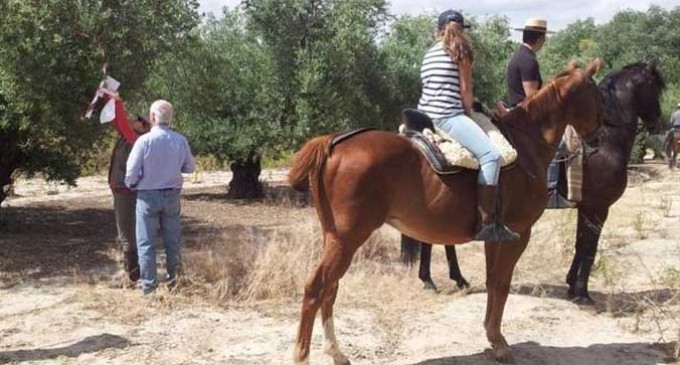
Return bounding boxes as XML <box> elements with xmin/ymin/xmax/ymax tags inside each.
<box><xmin>0</xmin><ymin>132</ymin><xmax>20</xmax><ymax>206</ymax></box>
<box><xmin>227</xmin><ymin>154</ymin><xmax>263</xmax><ymax>199</ymax></box>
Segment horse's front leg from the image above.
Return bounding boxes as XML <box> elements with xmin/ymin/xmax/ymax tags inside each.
<box><xmin>567</xmin><ymin>208</ymin><xmax>608</xmax><ymax>305</ymax></box>
<box><xmin>484</xmin><ymin>230</ymin><xmax>530</xmax><ymax>363</ymax></box>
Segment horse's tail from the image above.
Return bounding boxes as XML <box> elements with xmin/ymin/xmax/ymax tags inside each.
<box><xmin>400</xmin><ymin>235</ymin><xmax>421</xmax><ymax>267</ymax></box>
<box><xmin>288</xmin><ymin>135</ymin><xmax>333</xmax><ymax>192</ymax></box>
<box><xmin>289</xmin><ymin>135</ymin><xmax>337</xmax><ymax>234</ymax></box>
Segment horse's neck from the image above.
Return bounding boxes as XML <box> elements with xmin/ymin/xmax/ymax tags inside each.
<box><xmin>506</xmin><ymin>117</ymin><xmax>564</xmax><ymax>171</ymax></box>
<box><xmin>600</xmin><ymin>86</ymin><xmax>640</xmax><ymax>160</ymax></box>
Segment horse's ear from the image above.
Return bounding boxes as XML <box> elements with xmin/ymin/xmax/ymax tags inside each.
<box><xmin>585</xmin><ymin>58</ymin><xmax>602</xmax><ymax>77</ymax></box>
<box><xmin>567</xmin><ymin>59</ymin><xmax>580</xmax><ymax>70</ymax></box>
<box><xmin>648</xmin><ymin>58</ymin><xmax>659</xmax><ymax>73</ymax></box>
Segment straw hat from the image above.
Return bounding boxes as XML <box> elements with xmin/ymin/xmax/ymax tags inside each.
<box><xmin>514</xmin><ymin>18</ymin><xmax>554</xmax><ymax>33</ymax></box>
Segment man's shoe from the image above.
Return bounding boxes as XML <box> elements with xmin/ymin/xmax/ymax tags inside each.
<box><xmin>547</xmin><ymin>190</ymin><xmax>576</xmax><ymax>209</ymax></box>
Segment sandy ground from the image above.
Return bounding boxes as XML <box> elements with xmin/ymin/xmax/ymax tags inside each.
<box><xmin>0</xmin><ymin>164</ymin><xmax>679</xmax><ymax>365</ymax></box>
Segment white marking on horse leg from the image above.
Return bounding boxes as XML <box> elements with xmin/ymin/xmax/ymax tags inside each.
<box><xmin>293</xmin><ymin>357</ymin><xmax>309</xmax><ymax>365</ymax></box>
<box><xmin>324</xmin><ymin>316</ymin><xmax>350</xmax><ymax>365</ymax></box>
<box><xmin>293</xmin><ymin>342</ymin><xmax>310</xmax><ymax>365</ymax></box>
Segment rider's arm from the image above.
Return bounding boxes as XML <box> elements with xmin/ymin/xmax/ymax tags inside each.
<box><xmin>522</xmin><ymin>81</ymin><xmax>540</xmax><ymax>99</ymax></box>
<box><xmin>100</xmin><ymin>90</ymin><xmax>137</xmax><ymax>145</ymax></box>
<box><xmin>458</xmin><ymin>59</ymin><xmax>474</xmax><ymax>115</ymax></box>
<box><xmin>520</xmin><ymin>57</ymin><xmax>541</xmax><ymax>99</ymax></box>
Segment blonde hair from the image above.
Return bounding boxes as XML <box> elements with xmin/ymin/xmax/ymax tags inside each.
<box><xmin>438</xmin><ymin>22</ymin><xmax>474</xmax><ymax>63</ymax></box>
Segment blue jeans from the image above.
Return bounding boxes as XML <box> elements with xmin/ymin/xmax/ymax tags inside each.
<box><xmin>435</xmin><ymin>114</ymin><xmax>502</xmax><ymax>185</ymax></box>
<box><xmin>136</xmin><ymin>189</ymin><xmax>183</xmax><ymax>292</ymax></box>
<box><xmin>547</xmin><ymin>141</ymin><xmax>567</xmax><ymax>190</ymax></box>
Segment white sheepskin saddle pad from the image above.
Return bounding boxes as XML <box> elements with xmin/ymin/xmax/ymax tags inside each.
<box><xmin>412</xmin><ymin>112</ymin><xmax>517</xmax><ymax>170</ymax></box>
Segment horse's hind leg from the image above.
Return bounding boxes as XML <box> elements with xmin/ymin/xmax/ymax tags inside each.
<box><xmin>321</xmin><ymin>281</ymin><xmax>350</xmax><ymax>365</ymax></box>
<box><xmin>419</xmin><ymin>242</ymin><xmax>437</xmax><ymax>290</ymax></box>
<box><xmin>445</xmin><ymin>245</ymin><xmax>469</xmax><ymax>289</ymax></box>
<box><xmin>484</xmin><ymin>230</ymin><xmax>530</xmax><ymax>363</ymax></box>
<box><xmin>294</xmin><ymin>232</ymin><xmax>362</xmax><ymax>365</ymax></box>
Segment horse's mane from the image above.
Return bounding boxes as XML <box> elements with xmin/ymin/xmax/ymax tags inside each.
<box><xmin>623</xmin><ymin>62</ymin><xmax>666</xmax><ymax>90</ymax></box>
<box><xmin>504</xmin><ymin>70</ymin><xmax>571</xmax><ymax>126</ymax></box>
<box><xmin>601</xmin><ymin>62</ymin><xmax>666</xmax><ymax>92</ymax></box>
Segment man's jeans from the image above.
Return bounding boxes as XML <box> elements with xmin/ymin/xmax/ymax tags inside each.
<box><xmin>113</xmin><ymin>191</ymin><xmax>139</xmax><ymax>280</ymax></box>
<box><xmin>548</xmin><ymin>140</ymin><xmax>568</xmax><ymax>190</ymax></box>
<box><xmin>136</xmin><ymin>189</ymin><xmax>182</xmax><ymax>293</ymax></box>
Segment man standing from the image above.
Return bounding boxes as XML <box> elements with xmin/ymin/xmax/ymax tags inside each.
<box><xmin>670</xmin><ymin>103</ymin><xmax>680</xmax><ymax>130</ymax></box>
<box><xmin>125</xmin><ymin>100</ymin><xmax>196</xmax><ymax>295</ymax></box>
<box><xmin>664</xmin><ymin>102</ymin><xmax>680</xmax><ymax>157</ymax></box>
<box><xmin>506</xmin><ymin>18</ymin><xmax>550</xmax><ymax>107</ymax></box>
<box><xmin>506</xmin><ymin>18</ymin><xmax>572</xmax><ymax>208</ymax></box>
<box><xmin>96</xmin><ymin>87</ymin><xmax>150</xmax><ymax>286</ymax></box>
<box><xmin>109</xmin><ymin>112</ymin><xmax>149</xmax><ymax>286</ymax></box>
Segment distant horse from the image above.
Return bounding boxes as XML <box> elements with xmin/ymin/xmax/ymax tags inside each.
<box><xmin>666</xmin><ymin>129</ymin><xmax>680</xmax><ymax>168</ymax></box>
<box><xmin>288</xmin><ymin>60</ymin><xmax>603</xmax><ymax>364</ymax></box>
<box><xmin>402</xmin><ymin>62</ymin><xmax>664</xmax><ymax>304</ymax></box>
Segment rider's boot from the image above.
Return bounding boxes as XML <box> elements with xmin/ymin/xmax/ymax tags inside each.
<box><xmin>474</xmin><ymin>185</ymin><xmax>520</xmax><ymax>242</ymax></box>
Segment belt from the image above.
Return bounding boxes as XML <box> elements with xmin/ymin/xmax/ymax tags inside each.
<box><xmin>158</xmin><ymin>187</ymin><xmax>178</xmax><ymax>191</ymax></box>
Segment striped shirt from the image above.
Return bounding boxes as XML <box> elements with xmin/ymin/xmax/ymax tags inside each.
<box><xmin>418</xmin><ymin>42</ymin><xmax>464</xmax><ymax>120</ymax></box>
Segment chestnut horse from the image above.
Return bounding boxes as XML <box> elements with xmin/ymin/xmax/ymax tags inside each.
<box><xmin>403</xmin><ymin>62</ymin><xmax>665</xmax><ymax>301</ymax></box>
<box><xmin>288</xmin><ymin>60</ymin><xmax>603</xmax><ymax>364</ymax></box>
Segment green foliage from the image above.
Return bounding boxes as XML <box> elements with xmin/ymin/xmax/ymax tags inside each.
<box><xmin>246</xmin><ymin>0</ymin><xmax>391</xmax><ymax>142</ymax></box>
<box><xmin>379</xmin><ymin>14</ymin><xmax>436</xmax><ymax>126</ymax></box>
<box><xmin>2</xmin><ymin>1</ymin><xmax>680</xmax><ymax>197</ymax></box>
<box><xmin>0</xmin><ymin>0</ymin><xmax>199</xmax><ymax>189</ymax></box>
<box><xmin>541</xmin><ymin>18</ymin><xmax>598</xmax><ymax>77</ymax></box>
<box><xmin>467</xmin><ymin>14</ymin><xmax>515</xmax><ymax>104</ymax></box>
<box><xmin>147</xmin><ymin>10</ymin><xmax>283</xmax><ymax>163</ymax></box>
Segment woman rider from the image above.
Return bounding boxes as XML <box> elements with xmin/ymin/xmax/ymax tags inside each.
<box><xmin>417</xmin><ymin>10</ymin><xmax>519</xmax><ymax>242</ymax></box>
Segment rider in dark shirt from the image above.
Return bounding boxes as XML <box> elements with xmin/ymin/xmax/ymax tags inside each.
<box><xmin>506</xmin><ymin>18</ymin><xmax>573</xmax><ymax>208</ymax></box>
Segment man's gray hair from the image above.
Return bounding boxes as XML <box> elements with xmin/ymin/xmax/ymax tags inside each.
<box><xmin>150</xmin><ymin>100</ymin><xmax>174</xmax><ymax>125</ymax></box>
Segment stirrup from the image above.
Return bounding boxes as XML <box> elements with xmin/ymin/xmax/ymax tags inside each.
<box><xmin>546</xmin><ymin>190</ymin><xmax>576</xmax><ymax>209</ymax></box>
<box><xmin>475</xmin><ymin>222</ymin><xmax>520</xmax><ymax>242</ymax></box>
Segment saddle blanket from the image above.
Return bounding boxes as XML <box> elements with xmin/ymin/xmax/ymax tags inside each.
<box><xmin>404</xmin><ymin>112</ymin><xmax>517</xmax><ymax>170</ymax></box>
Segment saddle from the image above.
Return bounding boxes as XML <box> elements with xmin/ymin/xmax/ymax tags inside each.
<box><xmin>399</xmin><ymin>108</ymin><xmax>517</xmax><ymax>175</ymax></box>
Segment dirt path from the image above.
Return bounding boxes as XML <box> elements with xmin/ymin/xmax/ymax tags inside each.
<box><xmin>1</xmin><ymin>166</ymin><xmax>679</xmax><ymax>364</ymax></box>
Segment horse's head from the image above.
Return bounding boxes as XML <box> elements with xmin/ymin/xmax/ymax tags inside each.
<box><xmin>527</xmin><ymin>58</ymin><xmax>602</xmax><ymax>143</ymax></box>
<box><xmin>602</xmin><ymin>62</ymin><xmax>665</xmax><ymax>134</ymax></box>
<box><xmin>564</xmin><ymin>59</ymin><xmax>603</xmax><ymax>136</ymax></box>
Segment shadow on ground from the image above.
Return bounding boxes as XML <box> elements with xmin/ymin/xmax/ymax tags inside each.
<box><xmin>0</xmin><ymin>205</ymin><xmax>119</xmax><ymax>287</ymax></box>
<box><xmin>408</xmin><ymin>340</ymin><xmax>675</xmax><ymax>365</ymax></box>
<box><xmin>512</xmin><ymin>283</ymin><xmax>677</xmax><ymax>316</ymax></box>
<box><xmin>0</xmin><ymin>333</ymin><xmax>129</xmax><ymax>364</ymax></box>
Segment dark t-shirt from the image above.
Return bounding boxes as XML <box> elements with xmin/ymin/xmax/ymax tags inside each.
<box><xmin>506</xmin><ymin>45</ymin><xmax>542</xmax><ymax>107</ymax></box>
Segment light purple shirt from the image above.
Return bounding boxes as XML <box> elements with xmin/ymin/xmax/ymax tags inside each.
<box><xmin>125</xmin><ymin>125</ymin><xmax>196</xmax><ymax>190</ymax></box>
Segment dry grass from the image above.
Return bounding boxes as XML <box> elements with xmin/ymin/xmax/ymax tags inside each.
<box><xmin>178</xmin><ymin>215</ymin><xmax>408</xmax><ymax>307</ymax></box>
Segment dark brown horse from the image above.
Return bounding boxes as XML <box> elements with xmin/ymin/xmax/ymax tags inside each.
<box><xmin>403</xmin><ymin>62</ymin><xmax>665</xmax><ymax>303</ymax></box>
<box><xmin>288</xmin><ymin>60</ymin><xmax>603</xmax><ymax>365</ymax></box>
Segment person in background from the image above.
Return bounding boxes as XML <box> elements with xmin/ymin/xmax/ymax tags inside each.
<box><xmin>418</xmin><ymin>10</ymin><xmax>519</xmax><ymax>242</ymax></box>
<box><xmin>100</xmin><ymin>89</ymin><xmax>150</xmax><ymax>287</ymax></box>
<box><xmin>663</xmin><ymin>102</ymin><xmax>680</xmax><ymax>157</ymax></box>
<box><xmin>506</xmin><ymin>18</ymin><xmax>573</xmax><ymax>208</ymax></box>
<box><xmin>125</xmin><ymin>100</ymin><xmax>196</xmax><ymax>295</ymax></box>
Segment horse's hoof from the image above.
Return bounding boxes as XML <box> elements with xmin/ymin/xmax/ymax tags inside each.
<box><xmin>493</xmin><ymin>346</ymin><xmax>515</xmax><ymax>363</ymax></box>
<box><xmin>423</xmin><ymin>281</ymin><xmax>438</xmax><ymax>291</ymax></box>
<box><xmin>571</xmin><ymin>295</ymin><xmax>596</xmax><ymax>306</ymax></box>
<box><xmin>456</xmin><ymin>278</ymin><xmax>470</xmax><ymax>290</ymax></box>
